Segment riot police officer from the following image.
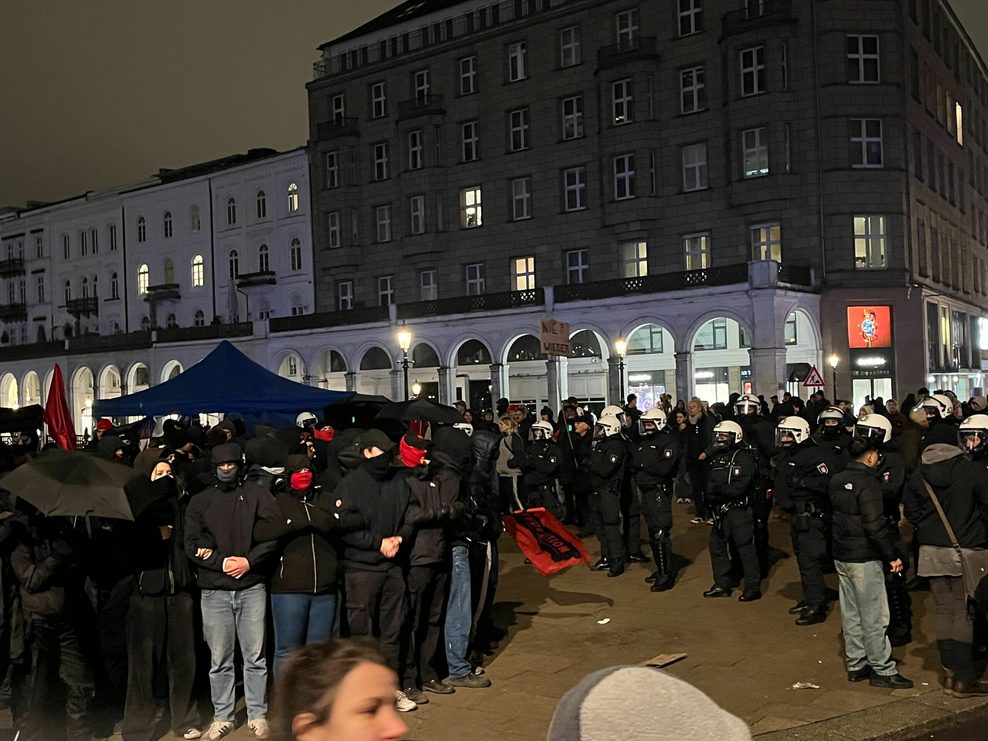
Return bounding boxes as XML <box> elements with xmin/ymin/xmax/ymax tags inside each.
<box><xmin>815</xmin><ymin>406</ymin><xmax>852</xmax><ymax>448</ymax></box>
<box><xmin>919</xmin><ymin>393</ymin><xmax>960</xmax><ymax>450</ymax></box>
<box><xmin>601</xmin><ymin>404</ymin><xmax>647</xmax><ymax>564</ymax></box>
<box><xmin>959</xmin><ymin>414</ymin><xmax>988</xmax><ymax>468</ymax></box>
<box><xmin>733</xmin><ymin>393</ymin><xmax>777</xmax><ymax>577</ymax></box>
<box><xmin>702</xmin><ymin>421</ymin><xmax>762</xmax><ymax>602</ymax></box>
<box><xmin>631</xmin><ymin>408</ymin><xmax>680</xmax><ymax>592</ymax></box>
<box><xmin>523</xmin><ymin>420</ymin><xmax>563</xmax><ymax>519</ymax></box>
<box><xmin>589</xmin><ymin>414</ymin><xmax>628</xmax><ymax>577</ymax></box>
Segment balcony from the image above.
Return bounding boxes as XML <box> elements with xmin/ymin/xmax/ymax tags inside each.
<box><xmin>0</xmin><ymin>340</ymin><xmax>63</xmax><ymax>362</ymax></box>
<box><xmin>555</xmin><ymin>264</ymin><xmax>750</xmax><ymax>303</ymax></box>
<box><xmin>270</xmin><ymin>305</ymin><xmax>390</xmax><ymax>333</ymax></box>
<box><xmin>156</xmin><ymin>322</ymin><xmax>253</xmax><ymax>344</ymax></box>
<box><xmin>597</xmin><ymin>36</ymin><xmax>659</xmax><ymax>70</ymax></box>
<box><xmin>66</xmin><ymin>297</ymin><xmax>99</xmax><ymax>317</ymax></box>
<box><xmin>398</xmin><ymin>94</ymin><xmax>445</xmax><ymax>121</ymax></box>
<box><xmin>144</xmin><ymin>283</ymin><xmax>181</xmax><ymax>302</ymax></box>
<box><xmin>0</xmin><ymin>258</ymin><xmax>25</xmax><ymax>277</ymax></box>
<box><xmin>315</xmin><ymin>117</ymin><xmax>360</xmax><ymax>140</ymax></box>
<box><xmin>777</xmin><ymin>263</ymin><xmax>814</xmax><ymax>287</ymax></box>
<box><xmin>721</xmin><ymin>0</ymin><xmax>795</xmax><ymax>38</ymax></box>
<box><xmin>397</xmin><ymin>288</ymin><xmax>544</xmax><ymax>320</ymax></box>
<box><xmin>236</xmin><ymin>271</ymin><xmax>277</xmax><ymax>289</ymax></box>
<box><xmin>0</xmin><ymin>303</ymin><xmax>27</xmax><ymax>321</ymax></box>
<box><xmin>67</xmin><ymin>331</ymin><xmax>152</xmax><ymax>354</ymax></box>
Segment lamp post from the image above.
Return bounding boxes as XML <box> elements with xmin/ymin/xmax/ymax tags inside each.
<box><xmin>615</xmin><ymin>338</ymin><xmax>627</xmax><ymax>403</ymax></box>
<box><xmin>828</xmin><ymin>353</ymin><xmax>840</xmax><ymax>400</ymax></box>
<box><xmin>397</xmin><ymin>326</ymin><xmax>412</xmax><ymax>400</ymax></box>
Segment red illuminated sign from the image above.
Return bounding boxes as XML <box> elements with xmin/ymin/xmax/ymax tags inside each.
<box><xmin>847</xmin><ymin>306</ymin><xmax>892</xmax><ymax>349</ymax></box>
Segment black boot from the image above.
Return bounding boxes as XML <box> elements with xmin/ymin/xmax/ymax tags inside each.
<box><xmin>649</xmin><ymin>540</ymin><xmax>674</xmax><ymax>592</ymax></box>
<box><xmin>795</xmin><ymin>605</ymin><xmax>828</xmax><ymax>626</ymax></box>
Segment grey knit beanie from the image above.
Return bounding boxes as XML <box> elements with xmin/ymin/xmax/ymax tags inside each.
<box><xmin>547</xmin><ymin>666</ymin><xmax>752</xmax><ymax>741</ymax></box>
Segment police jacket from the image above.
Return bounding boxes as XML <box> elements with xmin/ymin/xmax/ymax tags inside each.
<box><xmin>337</xmin><ymin>461</ymin><xmax>416</xmax><ymax>571</ymax></box>
<box><xmin>829</xmin><ymin>461</ymin><xmax>901</xmax><ymax>564</ymax></box>
<box><xmin>737</xmin><ymin>415</ymin><xmax>777</xmax><ymax>475</ymax></box>
<box><xmin>589</xmin><ymin>436</ymin><xmax>627</xmax><ymax>490</ymax></box>
<box><xmin>524</xmin><ymin>439</ymin><xmax>562</xmax><ymax>488</ymax></box>
<box><xmin>705</xmin><ymin>445</ymin><xmax>758</xmax><ymax>502</ymax></box>
<box><xmin>876</xmin><ymin>444</ymin><xmax>906</xmax><ymax>520</ymax></box>
<box><xmin>632</xmin><ymin>431</ymin><xmax>679</xmax><ymax>490</ymax></box>
<box><xmin>774</xmin><ymin>440</ymin><xmax>845</xmax><ymax>510</ymax></box>
<box><xmin>903</xmin><ymin>444</ymin><xmax>988</xmax><ymax>549</ymax></box>
<box><xmin>559</xmin><ymin>430</ymin><xmax>593</xmax><ymax>493</ymax></box>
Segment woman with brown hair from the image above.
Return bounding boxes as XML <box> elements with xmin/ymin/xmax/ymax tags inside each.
<box><xmin>272</xmin><ymin>638</ymin><xmax>407</xmax><ymax>741</ymax></box>
<box><xmin>496</xmin><ymin>414</ymin><xmax>525</xmax><ymax>511</ymax></box>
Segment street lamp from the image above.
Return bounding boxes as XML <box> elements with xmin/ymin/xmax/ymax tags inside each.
<box><xmin>397</xmin><ymin>326</ymin><xmax>412</xmax><ymax>400</ymax></box>
<box><xmin>828</xmin><ymin>353</ymin><xmax>840</xmax><ymax>400</ymax></box>
<box><xmin>412</xmin><ymin>381</ymin><xmax>422</xmax><ymax>398</ymax></box>
<box><xmin>615</xmin><ymin>338</ymin><xmax>627</xmax><ymax>402</ymax></box>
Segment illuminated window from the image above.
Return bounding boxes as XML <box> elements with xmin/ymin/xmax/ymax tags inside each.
<box><xmin>460</xmin><ymin>187</ymin><xmax>482</xmax><ymax>228</ymax></box>
<box><xmin>287</xmin><ymin>182</ymin><xmax>299</xmax><ymax>212</ymax></box>
<box><xmin>742</xmin><ymin>127</ymin><xmax>769</xmax><ymax>177</ymax></box>
<box><xmin>511</xmin><ymin>256</ymin><xmax>536</xmax><ymax>291</ymax></box>
<box><xmin>683</xmin><ymin>233</ymin><xmax>710</xmax><ymax>270</ymax></box>
<box><xmin>137</xmin><ymin>264</ymin><xmax>149</xmax><ymax>294</ymax></box>
<box><xmin>622</xmin><ymin>241</ymin><xmax>648</xmax><ymax>277</ymax></box>
<box><xmin>191</xmin><ymin>255</ymin><xmax>204</xmax><ymax>287</ymax></box>
<box><xmin>853</xmin><ymin>215</ymin><xmax>887</xmax><ymax>269</ymax></box>
<box><xmin>751</xmin><ymin>223</ymin><xmax>782</xmax><ymax>262</ymax></box>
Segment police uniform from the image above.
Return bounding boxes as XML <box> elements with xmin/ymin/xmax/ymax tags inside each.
<box><xmin>523</xmin><ymin>438</ymin><xmax>563</xmax><ymax>520</ymax></box>
<box><xmin>705</xmin><ymin>444</ymin><xmax>761</xmax><ymax>597</ymax></box>
<box><xmin>737</xmin><ymin>414</ymin><xmax>777</xmax><ymax>577</ymax></box>
<box><xmin>589</xmin><ymin>436</ymin><xmax>628</xmax><ymax>575</ymax></box>
<box><xmin>632</xmin><ymin>428</ymin><xmax>680</xmax><ymax>590</ymax></box>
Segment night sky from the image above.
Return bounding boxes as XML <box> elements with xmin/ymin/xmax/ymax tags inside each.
<box><xmin>1</xmin><ymin>0</ymin><xmax>986</xmax><ymax>208</ymax></box>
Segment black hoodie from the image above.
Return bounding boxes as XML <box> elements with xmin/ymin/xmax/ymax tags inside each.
<box><xmin>337</xmin><ymin>459</ymin><xmax>415</xmax><ymax>571</ymax></box>
<box><xmin>903</xmin><ymin>444</ymin><xmax>988</xmax><ymax>548</ymax></box>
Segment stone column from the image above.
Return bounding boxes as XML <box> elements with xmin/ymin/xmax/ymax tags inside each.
<box><xmin>489</xmin><ymin>363</ymin><xmax>504</xmax><ymax>403</ymax></box>
<box><xmin>545</xmin><ymin>358</ymin><xmax>559</xmax><ymax>408</ymax></box>
<box><xmin>437</xmin><ymin>366</ymin><xmax>451</xmax><ymax>404</ymax></box>
<box><xmin>749</xmin><ymin>347</ymin><xmax>788</xmax><ymax>400</ymax></box>
<box><xmin>674</xmin><ymin>351</ymin><xmax>694</xmax><ymax>403</ymax></box>
<box><xmin>389</xmin><ymin>369</ymin><xmax>402</xmax><ymax>401</ymax></box>
<box><xmin>344</xmin><ymin>371</ymin><xmax>356</xmax><ymax>392</ymax></box>
<box><xmin>607</xmin><ymin>356</ymin><xmax>621</xmax><ymax>405</ymax></box>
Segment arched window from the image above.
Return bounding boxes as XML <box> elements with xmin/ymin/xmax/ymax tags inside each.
<box><xmin>163</xmin><ymin>258</ymin><xmax>175</xmax><ymax>284</ymax></box>
<box><xmin>258</xmin><ymin>244</ymin><xmax>269</xmax><ymax>273</ymax></box>
<box><xmin>287</xmin><ymin>182</ymin><xmax>299</xmax><ymax>212</ymax></box>
<box><xmin>91</xmin><ymin>275</ymin><xmax>98</xmax><ymax>299</ymax></box>
<box><xmin>110</xmin><ymin>272</ymin><xmax>119</xmax><ymax>299</ymax></box>
<box><xmin>64</xmin><ymin>280</ymin><xmax>71</xmax><ymax>304</ymax></box>
<box><xmin>137</xmin><ymin>216</ymin><xmax>146</xmax><ymax>243</ymax></box>
<box><xmin>81</xmin><ymin>277</ymin><xmax>89</xmax><ymax>299</ymax></box>
<box><xmin>166</xmin><ymin>313</ymin><xmax>177</xmax><ymax>329</ymax></box>
<box><xmin>140</xmin><ymin>316</ymin><xmax>150</xmax><ymax>331</ymax></box>
<box><xmin>163</xmin><ymin>211</ymin><xmax>173</xmax><ymax>238</ymax></box>
<box><xmin>191</xmin><ymin>255</ymin><xmax>204</xmax><ymax>287</ymax></box>
<box><xmin>290</xmin><ymin>238</ymin><xmax>302</xmax><ymax>271</ymax></box>
<box><xmin>226</xmin><ymin>197</ymin><xmax>237</xmax><ymax>226</ymax></box>
<box><xmin>138</xmin><ymin>264</ymin><xmax>149</xmax><ymax>294</ymax></box>
<box><xmin>256</xmin><ymin>191</ymin><xmax>266</xmax><ymax>219</ymax></box>
<box><xmin>190</xmin><ymin>204</ymin><xmax>201</xmax><ymax>233</ymax></box>
<box><xmin>194</xmin><ymin>309</ymin><xmax>205</xmax><ymax>327</ymax></box>
<box><xmin>228</xmin><ymin>250</ymin><xmax>239</xmax><ymax>279</ymax></box>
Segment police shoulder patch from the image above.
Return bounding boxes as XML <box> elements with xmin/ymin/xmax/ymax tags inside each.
<box><xmin>663</xmin><ymin>449</ymin><xmax>672</xmax><ymax>458</ymax></box>
<box><xmin>610</xmin><ymin>454</ymin><xmax>619</xmax><ymax>463</ymax></box>
<box><xmin>817</xmin><ymin>463</ymin><xmax>829</xmax><ymax>475</ymax></box>
<box><xmin>844</xmin><ymin>483</ymin><xmax>854</xmax><ymax>490</ymax></box>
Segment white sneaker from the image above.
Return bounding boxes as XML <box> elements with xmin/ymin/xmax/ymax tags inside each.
<box><xmin>395</xmin><ymin>689</ymin><xmax>418</xmax><ymax>712</ymax></box>
<box><xmin>182</xmin><ymin>730</ymin><xmax>203</xmax><ymax>740</ymax></box>
<box><xmin>248</xmin><ymin>718</ymin><xmax>271</xmax><ymax>739</ymax></box>
<box><xmin>202</xmin><ymin>720</ymin><xmax>234</xmax><ymax>740</ymax></box>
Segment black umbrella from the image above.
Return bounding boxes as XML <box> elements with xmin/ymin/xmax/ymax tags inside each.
<box><xmin>375</xmin><ymin>398</ymin><xmax>464</xmax><ymax>425</ymax></box>
<box><xmin>0</xmin><ymin>450</ymin><xmax>135</xmax><ymax>520</ymax></box>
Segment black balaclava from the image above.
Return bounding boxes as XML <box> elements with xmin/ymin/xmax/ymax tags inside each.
<box><xmin>363</xmin><ymin>452</ymin><xmax>393</xmax><ymax>480</ymax></box>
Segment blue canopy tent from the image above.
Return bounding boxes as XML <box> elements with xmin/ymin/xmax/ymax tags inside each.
<box><xmin>93</xmin><ymin>341</ymin><xmax>352</xmax><ymax>424</ymax></box>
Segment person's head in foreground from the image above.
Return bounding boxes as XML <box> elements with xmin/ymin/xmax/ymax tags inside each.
<box><xmin>547</xmin><ymin>665</ymin><xmax>752</xmax><ymax>741</ymax></box>
<box><xmin>273</xmin><ymin>639</ymin><xmax>407</xmax><ymax>741</ymax></box>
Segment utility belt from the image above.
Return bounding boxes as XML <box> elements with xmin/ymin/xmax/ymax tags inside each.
<box><xmin>793</xmin><ymin>498</ymin><xmax>826</xmax><ymax>531</ymax></box>
<box><xmin>640</xmin><ymin>482</ymin><xmax>671</xmax><ymax>495</ymax></box>
<box><xmin>712</xmin><ymin>497</ymin><xmax>751</xmax><ymax>515</ymax></box>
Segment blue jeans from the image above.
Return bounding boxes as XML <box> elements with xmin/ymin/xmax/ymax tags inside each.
<box><xmin>270</xmin><ymin>593</ymin><xmax>336</xmax><ymax>676</ymax></box>
<box><xmin>200</xmin><ymin>584</ymin><xmax>268</xmax><ymax>722</ymax></box>
<box><xmin>835</xmin><ymin>560</ymin><xmax>896</xmax><ymax>676</ymax></box>
<box><xmin>444</xmin><ymin>546</ymin><xmax>472</xmax><ymax>678</ymax></box>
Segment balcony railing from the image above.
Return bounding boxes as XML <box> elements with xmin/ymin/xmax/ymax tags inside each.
<box><xmin>66</xmin><ymin>297</ymin><xmax>99</xmax><ymax>316</ymax></box>
<box><xmin>597</xmin><ymin>36</ymin><xmax>659</xmax><ymax>69</ymax></box>
<box><xmin>0</xmin><ymin>303</ymin><xmax>27</xmax><ymax>321</ymax></box>
<box><xmin>315</xmin><ymin>117</ymin><xmax>360</xmax><ymax>140</ymax></box>
<box><xmin>721</xmin><ymin>0</ymin><xmax>794</xmax><ymax>37</ymax></box>
<box><xmin>156</xmin><ymin>322</ymin><xmax>253</xmax><ymax>344</ymax></box>
<box><xmin>67</xmin><ymin>331</ymin><xmax>152</xmax><ymax>354</ymax></box>
<box><xmin>398</xmin><ymin>94</ymin><xmax>445</xmax><ymax>120</ymax></box>
<box><xmin>236</xmin><ymin>271</ymin><xmax>277</xmax><ymax>288</ymax></box>
<box><xmin>397</xmin><ymin>288</ymin><xmax>543</xmax><ymax>319</ymax></box>
<box><xmin>555</xmin><ymin>264</ymin><xmax>750</xmax><ymax>303</ymax></box>
<box><xmin>144</xmin><ymin>283</ymin><xmax>181</xmax><ymax>301</ymax></box>
<box><xmin>0</xmin><ymin>258</ymin><xmax>25</xmax><ymax>276</ymax></box>
<box><xmin>270</xmin><ymin>305</ymin><xmax>390</xmax><ymax>333</ymax></box>
<box><xmin>777</xmin><ymin>263</ymin><xmax>813</xmax><ymax>286</ymax></box>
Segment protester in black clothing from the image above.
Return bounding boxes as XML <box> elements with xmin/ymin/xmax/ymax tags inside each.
<box><xmin>685</xmin><ymin>398</ymin><xmax>716</xmax><ymax>523</ymax></box>
<box><xmin>243</xmin><ymin>435</ymin><xmax>290</xmax><ymax>496</ymax></box>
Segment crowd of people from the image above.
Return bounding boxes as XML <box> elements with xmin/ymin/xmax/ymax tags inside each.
<box><xmin>0</xmin><ymin>384</ymin><xmax>986</xmax><ymax>740</ymax></box>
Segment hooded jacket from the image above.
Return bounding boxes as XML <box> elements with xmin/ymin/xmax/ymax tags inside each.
<box><xmin>829</xmin><ymin>461</ymin><xmax>901</xmax><ymax>564</ymax></box>
<box><xmin>451</xmin><ymin>429</ymin><xmax>501</xmax><ymax>545</ymax></box>
<box><xmin>126</xmin><ymin>474</ymin><xmax>194</xmax><ymax>595</ymax></box>
<box><xmin>904</xmin><ymin>444</ymin><xmax>988</xmax><ymax>549</ymax></box>
<box><xmin>337</xmin><ymin>460</ymin><xmax>415</xmax><ymax>571</ymax></box>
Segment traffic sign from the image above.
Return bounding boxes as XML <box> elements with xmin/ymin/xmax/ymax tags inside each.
<box><xmin>803</xmin><ymin>365</ymin><xmax>826</xmax><ymax>387</ymax></box>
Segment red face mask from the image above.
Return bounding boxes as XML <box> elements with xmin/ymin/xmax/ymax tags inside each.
<box><xmin>313</xmin><ymin>425</ymin><xmax>335</xmax><ymax>442</ymax></box>
<box><xmin>399</xmin><ymin>436</ymin><xmax>428</xmax><ymax>468</ymax></box>
<box><xmin>290</xmin><ymin>470</ymin><xmax>314</xmax><ymax>491</ymax></box>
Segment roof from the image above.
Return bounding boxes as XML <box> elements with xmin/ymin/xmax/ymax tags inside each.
<box><xmin>321</xmin><ymin>0</ymin><xmax>466</xmax><ymax>47</ymax></box>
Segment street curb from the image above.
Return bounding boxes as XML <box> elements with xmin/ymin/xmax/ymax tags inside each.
<box><xmin>755</xmin><ymin>688</ymin><xmax>988</xmax><ymax>740</ymax></box>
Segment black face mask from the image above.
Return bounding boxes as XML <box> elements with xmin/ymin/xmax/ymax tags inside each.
<box><xmin>150</xmin><ymin>476</ymin><xmax>177</xmax><ymax>499</ymax></box>
<box><xmin>363</xmin><ymin>453</ymin><xmax>392</xmax><ymax>480</ymax></box>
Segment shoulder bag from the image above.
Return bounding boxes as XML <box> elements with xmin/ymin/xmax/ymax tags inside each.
<box><xmin>922</xmin><ymin>478</ymin><xmax>988</xmax><ymax>600</ymax></box>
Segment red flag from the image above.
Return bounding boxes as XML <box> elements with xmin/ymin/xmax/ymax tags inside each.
<box><xmin>43</xmin><ymin>363</ymin><xmax>77</xmax><ymax>450</ymax></box>
<box><xmin>502</xmin><ymin>508</ymin><xmax>592</xmax><ymax>576</ymax></box>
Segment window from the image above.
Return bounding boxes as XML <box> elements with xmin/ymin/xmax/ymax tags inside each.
<box><xmin>612</xmin><ymin>79</ymin><xmax>633</xmax><ymax>125</ymax></box>
<box><xmin>337</xmin><ymin>280</ymin><xmax>353</xmax><ymax>310</ymax></box>
<box><xmin>566</xmin><ymin>249</ymin><xmax>589</xmax><ymax>284</ymax></box>
<box><xmin>563</xmin><ymin>166</ymin><xmax>587</xmax><ymax>211</ymax></box>
<box><xmin>507</xmin><ymin>42</ymin><xmax>527</xmax><ymax>82</ymax></box>
<box><xmin>462</xmin><ymin>262</ymin><xmax>486</xmax><ymax>297</ymax></box>
<box><xmin>189</xmin><ymin>206</ymin><xmax>200</xmax><ymax>233</ymax></box>
<box><xmin>110</xmin><ymin>272</ymin><xmax>119</xmax><ymax>300</ymax></box>
<box><xmin>36</xmin><ymin>275</ymin><xmax>44</xmax><ymax>303</ymax></box>
<box><xmin>459</xmin><ymin>56</ymin><xmax>477</xmax><ymax>95</ymax></box>
<box><xmin>615</xmin><ymin>9</ymin><xmax>638</xmax><ymax>48</ymax></box>
<box><xmin>258</xmin><ymin>244</ymin><xmax>270</xmax><ymax>272</ymax></box>
<box><xmin>613</xmin><ymin>154</ymin><xmax>635</xmax><ymax>200</ymax></box>
<box><xmin>331</xmin><ymin>93</ymin><xmax>345</xmax><ymax>121</ymax></box>
<box><xmin>328</xmin><ymin>212</ymin><xmax>341</xmax><ymax>248</ymax></box>
<box><xmin>192</xmin><ymin>255</ymin><xmax>205</xmax><ymax>286</ymax></box>
<box><xmin>290</xmin><ymin>238</ymin><xmax>302</xmax><ymax>271</ymax></box>
<box><xmin>560</xmin><ymin>26</ymin><xmax>581</xmax><ymax>67</ymax></box>
<box><xmin>375</xmin><ymin>205</ymin><xmax>392</xmax><ymax>243</ymax></box>
<box><xmin>409</xmin><ymin>195</ymin><xmax>426</xmax><ymax>234</ymax></box>
<box><xmin>371</xmin><ymin>81</ymin><xmax>387</xmax><ymax>118</ymax></box>
<box><xmin>742</xmin><ymin>127</ymin><xmax>769</xmax><ymax>177</ymax></box>
<box><xmin>288</xmin><ymin>182</ymin><xmax>299</xmax><ymax>212</ymax></box>
<box><xmin>80</xmin><ymin>230</ymin><xmax>87</xmax><ymax>256</ymax></box>
<box><xmin>64</xmin><ymin>280</ymin><xmax>71</xmax><ymax>304</ymax></box>
<box><xmin>91</xmin><ymin>228</ymin><xmax>98</xmax><ymax>253</ymax></box>
<box><xmin>511</xmin><ymin>256</ymin><xmax>536</xmax><ymax>291</ymax></box>
<box><xmin>256</xmin><ymin>191</ymin><xmax>267</xmax><ymax>219</ymax></box>
<box><xmin>373</xmin><ymin>142</ymin><xmax>389</xmax><ymax>180</ymax></box>
<box><xmin>408</xmin><ymin>130</ymin><xmax>424</xmax><ymax>170</ymax></box>
<box><xmin>695</xmin><ymin>318</ymin><xmax>727</xmax><ymax>350</ymax></box>
<box><xmin>377</xmin><ymin>275</ymin><xmax>394</xmax><ymax>306</ymax></box>
<box><xmin>678</xmin><ymin>0</ymin><xmax>703</xmax><ymax>37</ymax></box>
<box><xmin>194</xmin><ymin>309</ymin><xmax>205</xmax><ymax>327</ymax></box>
<box><xmin>413</xmin><ymin>69</ymin><xmax>430</xmax><ymax>103</ymax></box>
<box><xmin>228</xmin><ymin>250</ymin><xmax>239</xmax><ymax>279</ymax></box>
<box><xmin>141</xmin><ymin>316</ymin><xmax>151</xmax><ymax>331</ymax></box>
<box><xmin>680</xmin><ymin>66</ymin><xmax>706</xmax><ymax>114</ymax></box>
<box><xmin>419</xmin><ymin>269</ymin><xmax>438</xmax><ymax>300</ymax></box>
<box><xmin>226</xmin><ymin>198</ymin><xmax>237</xmax><ymax>225</ymax></box>
<box><xmin>137</xmin><ymin>216</ymin><xmax>146</xmax><ymax>243</ymax></box>
<box><xmin>561</xmin><ymin>96</ymin><xmax>584</xmax><ymax>140</ymax></box>
<box><xmin>488</xmin><ymin>178</ymin><xmax>518</xmax><ymax>228</ymax></box>
<box><xmin>461</xmin><ymin>121</ymin><xmax>479</xmax><ymax>162</ymax></box>
<box><xmin>853</xmin><ymin>215</ymin><xmax>887</xmax><ymax>269</ymax></box>
<box><xmin>63</xmin><ymin>234</ymin><xmax>70</xmax><ymax>259</ymax></box>
<box><xmin>109</xmin><ymin>223</ymin><xmax>118</xmax><ymax>250</ymax></box>
<box><xmin>682</xmin><ymin>143</ymin><xmax>708</xmax><ymax>191</ymax></box>
<box><xmin>847</xmin><ymin>35</ymin><xmax>880</xmax><ymax>83</ymax></box>
<box><xmin>138</xmin><ymin>264</ymin><xmax>149</xmax><ymax>294</ymax></box>
<box><xmin>34</xmin><ymin>234</ymin><xmax>42</xmax><ymax>259</ymax></box>
<box><xmin>751</xmin><ymin>223</ymin><xmax>782</xmax><ymax>262</ymax></box>
<box><xmin>683</xmin><ymin>233</ymin><xmax>711</xmax><ymax>270</ymax></box>
<box><xmin>621</xmin><ymin>241</ymin><xmax>648</xmax><ymax>277</ymax></box>
<box><xmin>509</xmin><ymin>108</ymin><xmax>530</xmax><ymax>151</ymax></box>
<box><xmin>81</xmin><ymin>277</ymin><xmax>89</xmax><ymax>299</ymax></box>
<box><xmin>325</xmin><ymin>151</ymin><xmax>340</xmax><ymax>188</ymax></box>
<box><xmin>740</xmin><ymin>46</ymin><xmax>766</xmax><ymax>96</ymax></box>
<box><xmin>850</xmin><ymin>118</ymin><xmax>883</xmax><ymax>167</ymax></box>
<box><xmin>165</xmin><ymin>313</ymin><xmax>177</xmax><ymax>329</ymax></box>
<box><xmin>785</xmin><ymin>313</ymin><xmax>798</xmax><ymax>345</ymax></box>
<box><xmin>461</xmin><ymin>186</ymin><xmax>483</xmax><ymax>227</ymax></box>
